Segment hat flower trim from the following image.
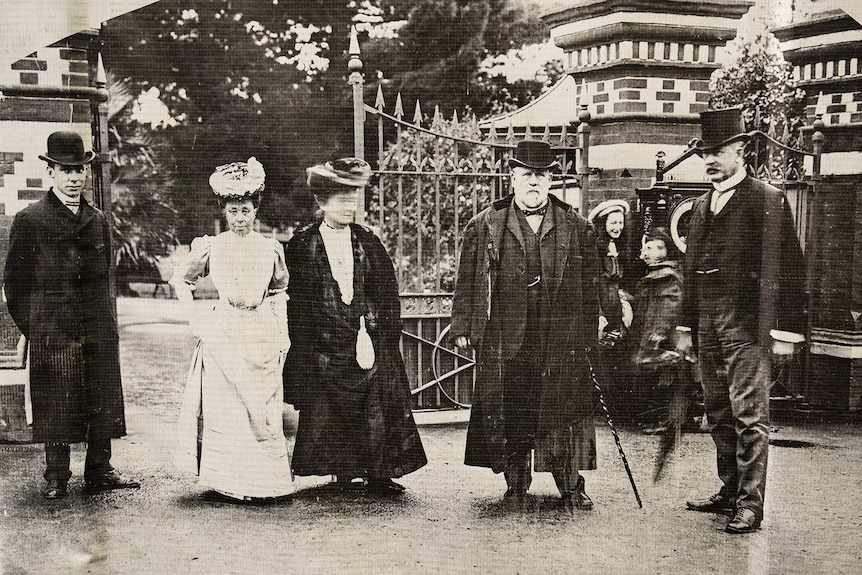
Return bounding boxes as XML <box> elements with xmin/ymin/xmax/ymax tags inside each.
<box><xmin>209</xmin><ymin>157</ymin><xmax>265</xmax><ymax>198</ymax></box>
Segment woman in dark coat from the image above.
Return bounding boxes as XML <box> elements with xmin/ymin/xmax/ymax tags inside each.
<box><xmin>283</xmin><ymin>158</ymin><xmax>426</xmax><ymax>493</ymax></box>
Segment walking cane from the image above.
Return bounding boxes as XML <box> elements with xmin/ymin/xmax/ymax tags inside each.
<box><xmin>586</xmin><ymin>355</ymin><xmax>643</xmax><ymax>509</ymax></box>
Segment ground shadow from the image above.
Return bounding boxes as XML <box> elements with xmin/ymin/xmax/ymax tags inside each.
<box><xmin>471</xmin><ymin>494</ymin><xmax>586</xmax><ymax>520</ymax></box>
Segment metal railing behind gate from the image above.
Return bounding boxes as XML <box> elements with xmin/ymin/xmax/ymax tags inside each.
<box><xmin>347</xmin><ymin>27</ymin><xmax>589</xmax><ymax>408</ymax></box>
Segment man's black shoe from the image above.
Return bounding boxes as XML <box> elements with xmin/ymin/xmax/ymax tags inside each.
<box><xmin>503</xmin><ymin>487</ymin><xmax>526</xmax><ymax>498</ymax></box>
<box><xmin>686</xmin><ymin>491</ymin><xmax>734</xmax><ymax>513</ymax></box>
<box><xmin>84</xmin><ymin>469</ymin><xmax>140</xmax><ymax>491</ymax></box>
<box><xmin>42</xmin><ymin>478</ymin><xmax>68</xmax><ymax>500</ymax></box>
<box><xmin>725</xmin><ymin>508</ymin><xmax>761</xmax><ymax>534</ymax></box>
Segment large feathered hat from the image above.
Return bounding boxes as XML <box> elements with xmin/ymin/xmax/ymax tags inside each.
<box><xmin>209</xmin><ymin>157</ymin><xmax>266</xmax><ymax>199</ymax></box>
<box><xmin>306</xmin><ymin>157</ymin><xmax>372</xmax><ymax>190</ymax></box>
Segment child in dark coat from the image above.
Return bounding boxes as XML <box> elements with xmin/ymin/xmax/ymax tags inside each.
<box><xmin>628</xmin><ymin>227</ymin><xmax>697</xmax><ymax>478</ymax></box>
<box><xmin>629</xmin><ymin>227</ymin><xmax>683</xmax><ymax>369</ymax></box>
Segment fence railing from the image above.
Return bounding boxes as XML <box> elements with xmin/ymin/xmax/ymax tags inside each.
<box><xmin>348</xmin><ymin>27</ymin><xmax>589</xmax><ymax>408</ymax></box>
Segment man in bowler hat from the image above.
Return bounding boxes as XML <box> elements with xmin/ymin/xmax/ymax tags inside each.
<box><xmin>451</xmin><ymin>140</ymin><xmax>600</xmax><ymax>508</ymax></box>
<box><xmin>3</xmin><ymin>131</ymin><xmax>139</xmax><ymax>499</ymax></box>
<box><xmin>677</xmin><ymin>108</ymin><xmax>805</xmax><ymax>533</ymax></box>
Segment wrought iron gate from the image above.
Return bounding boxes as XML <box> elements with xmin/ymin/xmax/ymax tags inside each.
<box><xmin>347</xmin><ymin>29</ymin><xmax>591</xmax><ymax>409</ymax></box>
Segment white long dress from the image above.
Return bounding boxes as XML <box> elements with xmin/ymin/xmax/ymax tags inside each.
<box><xmin>175</xmin><ymin>230</ymin><xmax>293</xmax><ymax>499</ymax></box>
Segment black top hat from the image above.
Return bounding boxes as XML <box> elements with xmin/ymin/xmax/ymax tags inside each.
<box><xmin>38</xmin><ymin>131</ymin><xmax>96</xmax><ymax>165</ymax></box>
<box><xmin>696</xmin><ymin>107</ymin><xmax>751</xmax><ymax>152</ymax></box>
<box><xmin>508</xmin><ymin>140</ymin><xmax>559</xmax><ymax>170</ymax></box>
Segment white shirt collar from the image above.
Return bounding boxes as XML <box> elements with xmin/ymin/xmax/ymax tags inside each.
<box><xmin>713</xmin><ymin>167</ymin><xmax>746</xmax><ymax>192</ymax></box>
<box><xmin>53</xmin><ymin>189</ymin><xmax>81</xmax><ymax>213</ymax></box>
<box><xmin>320</xmin><ymin>221</ymin><xmax>351</xmax><ymax>236</ymax></box>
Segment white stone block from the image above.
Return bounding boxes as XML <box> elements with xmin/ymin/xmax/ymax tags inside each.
<box><xmin>683</xmin><ymin>44</ymin><xmax>694</xmax><ymax>62</ymax></box>
<box><xmin>619</xmin><ymin>42</ymin><xmax>633</xmax><ymax>59</ymax></box>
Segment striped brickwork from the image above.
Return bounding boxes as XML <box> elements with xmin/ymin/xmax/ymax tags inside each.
<box><xmin>775</xmin><ymin>9</ymin><xmax>862</xmax><ymax>411</ymax></box>
<box><xmin>564</xmin><ymin>40</ymin><xmax>720</xmax><ymax>71</ymax></box>
<box><xmin>584</xmin><ymin>76</ymin><xmax>710</xmax><ymax>117</ymax></box>
<box><xmin>0</xmin><ymin>45</ymin><xmax>90</xmax><ymax>88</ymax></box>
<box><xmin>0</xmin><ymin>37</ymin><xmax>95</xmax><ymax>217</ymax></box>
<box><xmin>806</xmin><ymin>91</ymin><xmax>862</xmax><ymax>126</ymax></box>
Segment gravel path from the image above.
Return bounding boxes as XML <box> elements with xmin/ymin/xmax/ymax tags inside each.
<box><xmin>1</xmin><ymin>298</ymin><xmax>860</xmax><ymax>574</ymax></box>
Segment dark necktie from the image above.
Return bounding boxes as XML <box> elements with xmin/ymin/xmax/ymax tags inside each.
<box><xmin>522</xmin><ymin>205</ymin><xmax>547</xmax><ymax>217</ymax></box>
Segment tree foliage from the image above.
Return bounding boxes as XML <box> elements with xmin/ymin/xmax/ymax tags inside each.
<box><xmin>362</xmin><ymin>0</ymin><xmax>549</xmax><ymax>117</ymax></box>
<box><xmin>710</xmin><ymin>30</ymin><xmax>807</xmax><ymax>178</ymax></box>
<box><xmin>105</xmin><ymin>74</ymin><xmax>180</xmax><ymax>285</ymax></box>
<box><xmin>103</xmin><ymin>0</ymin><xmax>553</xmax><ymax>242</ymax></box>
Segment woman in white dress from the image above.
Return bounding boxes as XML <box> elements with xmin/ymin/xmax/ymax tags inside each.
<box><xmin>173</xmin><ymin>157</ymin><xmax>293</xmax><ymax>501</ymax></box>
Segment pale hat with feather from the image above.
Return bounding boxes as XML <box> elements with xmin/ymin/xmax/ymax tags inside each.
<box><xmin>209</xmin><ymin>157</ymin><xmax>266</xmax><ymax>199</ymax></box>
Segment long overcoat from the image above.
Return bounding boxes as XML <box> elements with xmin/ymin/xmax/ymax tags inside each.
<box><xmin>3</xmin><ymin>191</ymin><xmax>125</xmax><ymax>442</ymax></box>
<box><xmin>283</xmin><ymin>223</ymin><xmax>426</xmax><ymax>478</ymax></box>
<box><xmin>680</xmin><ymin>176</ymin><xmax>806</xmax><ymax>349</ymax></box>
<box><xmin>450</xmin><ymin>194</ymin><xmax>599</xmax><ymax>472</ymax></box>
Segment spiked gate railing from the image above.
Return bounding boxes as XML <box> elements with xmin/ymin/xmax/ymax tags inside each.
<box><xmin>348</xmin><ymin>27</ymin><xmax>590</xmax><ymax>409</ymax></box>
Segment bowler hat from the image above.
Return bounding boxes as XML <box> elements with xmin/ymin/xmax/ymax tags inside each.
<box><xmin>696</xmin><ymin>107</ymin><xmax>751</xmax><ymax>152</ymax></box>
<box><xmin>38</xmin><ymin>131</ymin><xmax>96</xmax><ymax>165</ymax></box>
<box><xmin>508</xmin><ymin>140</ymin><xmax>559</xmax><ymax>170</ymax></box>
<box><xmin>307</xmin><ymin>157</ymin><xmax>372</xmax><ymax>190</ymax></box>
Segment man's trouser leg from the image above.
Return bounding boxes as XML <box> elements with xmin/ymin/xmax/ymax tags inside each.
<box><xmin>698</xmin><ymin>332</ymin><xmax>738</xmax><ymax>501</ymax></box>
<box><xmin>504</xmin><ymin>453</ymin><xmax>532</xmax><ymax>493</ymax></box>
<box><xmin>84</xmin><ymin>438</ymin><xmax>113</xmax><ymax>480</ymax></box>
<box><xmin>699</xmin><ymin>311</ymin><xmax>770</xmax><ymax>519</ymax></box>
<box><xmin>551</xmin><ymin>463</ymin><xmax>576</xmax><ymax>496</ymax></box>
<box><xmin>726</xmin><ymin>342</ymin><xmax>770</xmax><ymax>518</ymax></box>
<box><xmin>503</xmin><ymin>355</ymin><xmax>540</xmax><ymax>493</ymax></box>
<box><xmin>44</xmin><ymin>443</ymin><xmax>72</xmax><ymax>482</ymax></box>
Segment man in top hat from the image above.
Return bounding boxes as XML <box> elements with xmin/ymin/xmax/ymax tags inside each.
<box><xmin>676</xmin><ymin>108</ymin><xmax>805</xmax><ymax>533</ymax></box>
<box><xmin>283</xmin><ymin>157</ymin><xmax>426</xmax><ymax>494</ymax></box>
<box><xmin>451</xmin><ymin>139</ymin><xmax>600</xmax><ymax>508</ymax></box>
<box><xmin>3</xmin><ymin>131</ymin><xmax>139</xmax><ymax>499</ymax></box>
